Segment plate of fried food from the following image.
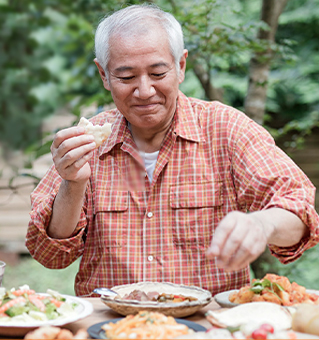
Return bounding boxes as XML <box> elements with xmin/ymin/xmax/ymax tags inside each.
<box><xmin>0</xmin><ymin>285</ymin><xmax>93</xmax><ymax>337</ymax></box>
<box><xmin>97</xmin><ymin>282</ymin><xmax>212</xmax><ymax>318</ymax></box>
<box><xmin>87</xmin><ymin>310</ymin><xmax>206</xmax><ymax>339</ymax></box>
<box><xmin>214</xmin><ymin>273</ymin><xmax>319</xmax><ymax>308</ymax></box>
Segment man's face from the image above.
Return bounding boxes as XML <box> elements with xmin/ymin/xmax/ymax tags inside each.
<box><xmin>96</xmin><ymin>28</ymin><xmax>187</xmax><ymax>132</ymax></box>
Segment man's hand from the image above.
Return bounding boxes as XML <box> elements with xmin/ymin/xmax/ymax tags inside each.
<box><xmin>51</xmin><ymin>126</ymin><xmax>96</xmax><ymax>183</ymax></box>
<box><xmin>206</xmin><ymin>211</ymin><xmax>273</xmax><ymax>271</ymax></box>
<box><xmin>206</xmin><ymin>209</ymin><xmax>307</xmax><ymax>272</ymax></box>
<box><xmin>47</xmin><ymin>126</ymin><xmax>96</xmax><ymax>239</ymax></box>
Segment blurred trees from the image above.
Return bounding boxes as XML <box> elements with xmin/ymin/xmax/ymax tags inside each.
<box><xmin>0</xmin><ymin>1</ymin><xmax>55</xmax><ymax>151</ymax></box>
<box><xmin>1</xmin><ymin>0</ymin><xmax>318</xmax><ymax>155</ymax></box>
<box><xmin>244</xmin><ymin>0</ymin><xmax>289</xmax><ymax>124</ymax></box>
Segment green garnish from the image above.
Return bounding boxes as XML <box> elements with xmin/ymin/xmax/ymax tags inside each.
<box><xmin>250</xmin><ymin>278</ymin><xmax>284</xmax><ymax>301</ymax></box>
<box><xmin>226</xmin><ymin>326</ymin><xmax>241</xmax><ymax>333</ymax></box>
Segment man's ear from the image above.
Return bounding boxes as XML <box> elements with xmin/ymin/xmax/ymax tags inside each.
<box><xmin>178</xmin><ymin>49</ymin><xmax>188</xmax><ymax>84</ymax></box>
<box><xmin>94</xmin><ymin>58</ymin><xmax>111</xmax><ymax>91</ymax></box>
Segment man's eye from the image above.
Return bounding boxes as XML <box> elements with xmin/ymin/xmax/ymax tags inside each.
<box><xmin>153</xmin><ymin>72</ymin><xmax>166</xmax><ymax>77</ymax></box>
<box><xmin>119</xmin><ymin>76</ymin><xmax>134</xmax><ymax>80</ymax></box>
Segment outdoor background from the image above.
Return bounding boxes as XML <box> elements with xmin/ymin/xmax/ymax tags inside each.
<box><xmin>0</xmin><ymin>0</ymin><xmax>318</xmax><ymax>296</ymax></box>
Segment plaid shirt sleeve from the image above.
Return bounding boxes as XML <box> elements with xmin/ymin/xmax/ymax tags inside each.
<box><xmin>26</xmin><ymin>165</ymin><xmax>88</xmax><ymax>269</ymax></box>
<box><xmin>227</xmin><ymin>109</ymin><xmax>319</xmax><ymax>263</ymax></box>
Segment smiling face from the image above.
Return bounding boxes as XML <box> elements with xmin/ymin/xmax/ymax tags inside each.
<box><xmin>95</xmin><ymin>26</ymin><xmax>187</xmax><ymax>135</ymax></box>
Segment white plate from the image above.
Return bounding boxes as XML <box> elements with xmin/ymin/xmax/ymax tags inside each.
<box><xmin>0</xmin><ymin>294</ymin><xmax>93</xmax><ymax>337</ymax></box>
<box><xmin>214</xmin><ymin>289</ymin><xmax>240</xmax><ymax>308</ymax></box>
<box><xmin>100</xmin><ymin>282</ymin><xmax>212</xmax><ymax>318</ymax></box>
<box><xmin>214</xmin><ymin>289</ymin><xmax>319</xmax><ymax>308</ymax></box>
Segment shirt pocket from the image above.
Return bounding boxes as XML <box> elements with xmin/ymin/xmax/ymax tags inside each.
<box><xmin>93</xmin><ymin>190</ymin><xmax>128</xmax><ymax>249</ymax></box>
<box><xmin>94</xmin><ymin>190</ymin><xmax>128</xmax><ymax>213</ymax></box>
<box><xmin>170</xmin><ymin>181</ymin><xmax>223</xmax><ymax>248</ymax></box>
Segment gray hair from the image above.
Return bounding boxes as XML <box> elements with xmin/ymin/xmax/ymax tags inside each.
<box><xmin>94</xmin><ymin>4</ymin><xmax>184</xmax><ymax>78</ymax></box>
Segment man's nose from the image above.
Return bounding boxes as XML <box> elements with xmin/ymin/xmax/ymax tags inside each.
<box><xmin>133</xmin><ymin>76</ymin><xmax>156</xmax><ymax>99</ymax></box>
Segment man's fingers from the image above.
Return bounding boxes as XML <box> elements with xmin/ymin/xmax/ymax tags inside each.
<box><xmin>59</xmin><ymin>141</ymin><xmax>96</xmax><ymax>168</ymax></box>
<box><xmin>207</xmin><ymin>211</ymin><xmax>268</xmax><ymax>270</ymax></box>
<box><xmin>217</xmin><ymin>223</ymin><xmax>249</xmax><ymax>265</ymax></box>
<box><xmin>220</xmin><ymin>237</ymin><xmax>263</xmax><ymax>271</ymax></box>
<box><xmin>51</xmin><ymin>127</ymin><xmax>95</xmax><ymax>171</ymax></box>
<box><xmin>206</xmin><ymin>212</ymin><xmax>240</xmax><ymax>259</ymax></box>
<box><xmin>61</xmin><ymin>150</ymin><xmax>95</xmax><ymax>180</ymax></box>
<box><xmin>52</xmin><ymin>126</ymin><xmax>85</xmax><ymax>149</ymax></box>
<box><xmin>53</xmin><ymin>134</ymin><xmax>95</xmax><ymax>160</ymax></box>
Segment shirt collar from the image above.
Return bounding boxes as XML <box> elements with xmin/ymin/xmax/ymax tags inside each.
<box><xmin>98</xmin><ymin>111</ymin><xmax>131</xmax><ymax>158</ymax></box>
<box><xmin>98</xmin><ymin>90</ymin><xmax>205</xmax><ymax>158</ymax></box>
<box><xmin>173</xmin><ymin>90</ymin><xmax>204</xmax><ymax>143</ymax></box>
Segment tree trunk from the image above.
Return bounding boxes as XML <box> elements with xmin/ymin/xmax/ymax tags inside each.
<box><xmin>192</xmin><ymin>63</ymin><xmax>224</xmax><ymax>102</ymax></box>
<box><xmin>247</xmin><ymin>0</ymin><xmax>289</xmax><ymax>278</ymax></box>
<box><xmin>244</xmin><ymin>0</ymin><xmax>289</xmax><ymax>125</ymax></box>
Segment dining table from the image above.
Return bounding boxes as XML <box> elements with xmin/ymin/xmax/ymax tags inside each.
<box><xmin>2</xmin><ymin>297</ymin><xmax>319</xmax><ymax>339</ymax></box>
<box><xmin>66</xmin><ymin>297</ymin><xmax>219</xmax><ymax>336</ymax></box>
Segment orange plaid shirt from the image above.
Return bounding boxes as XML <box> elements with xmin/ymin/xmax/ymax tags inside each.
<box><xmin>26</xmin><ymin>91</ymin><xmax>319</xmax><ymax>297</ymax></box>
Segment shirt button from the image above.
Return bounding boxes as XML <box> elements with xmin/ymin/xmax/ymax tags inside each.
<box><xmin>148</xmin><ymin>255</ymin><xmax>154</xmax><ymax>262</ymax></box>
<box><xmin>147</xmin><ymin>212</ymin><xmax>153</xmax><ymax>218</ymax></box>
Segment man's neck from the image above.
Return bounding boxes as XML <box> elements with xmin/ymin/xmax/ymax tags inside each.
<box><xmin>128</xmin><ymin>118</ymin><xmax>174</xmax><ymax>153</ymax></box>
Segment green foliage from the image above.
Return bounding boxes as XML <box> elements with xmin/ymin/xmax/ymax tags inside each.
<box><xmin>172</xmin><ymin>0</ymin><xmax>269</xmax><ymax>76</ymax></box>
<box><xmin>0</xmin><ymin>1</ymin><xmax>57</xmax><ymax>150</ymax></box>
<box><xmin>267</xmin><ymin>110</ymin><xmax>319</xmax><ymax>150</ymax></box>
<box><xmin>277</xmin><ymin>245</ymin><xmax>319</xmax><ymax>290</ymax></box>
<box><xmin>3</xmin><ymin>256</ymin><xmax>80</xmax><ymax>296</ymax></box>
<box><xmin>265</xmin><ymin>0</ymin><xmax>319</xmax><ymax>133</ymax></box>
<box><xmin>3</xmin><ymin>0</ymin><xmax>317</xmax><ymax>154</ymax></box>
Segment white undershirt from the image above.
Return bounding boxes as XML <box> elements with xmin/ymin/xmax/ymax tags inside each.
<box><xmin>127</xmin><ymin>122</ymin><xmax>159</xmax><ymax>183</ymax></box>
<box><xmin>140</xmin><ymin>150</ymin><xmax>159</xmax><ymax>183</ymax></box>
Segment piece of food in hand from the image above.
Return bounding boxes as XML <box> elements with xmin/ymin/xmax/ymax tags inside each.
<box><xmin>24</xmin><ymin>326</ymin><xmax>88</xmax><ymax>339</ymax></box>
<box><xmin>229</xmin><ymin>273</ymin><xmax>319</xmax><ymax>306</ymax></box>
<box><xmin>292</xmin><ymin>303</ymin><xmax>319</xmax><ymax>336</ymax></box>
<box><xmin>206</xmin><ymin>302</ymin><xmax>292</xmax><ymax>332</ymax></box>
<box><xmin>77</xmin><ymin>117</ymin><xmax>112</xmax><ymax>147</ymax></box>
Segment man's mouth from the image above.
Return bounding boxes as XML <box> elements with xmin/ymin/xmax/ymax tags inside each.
<box><xmin>132</xmin><ymin>103</ymin><xmax>160</xmax><ymax>111</ymax></box>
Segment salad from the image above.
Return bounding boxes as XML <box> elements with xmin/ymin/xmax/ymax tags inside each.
<box><xmin>0</xmin><ymin>285</ymin><xmax>78</xmax><ymax>324</ymax></box>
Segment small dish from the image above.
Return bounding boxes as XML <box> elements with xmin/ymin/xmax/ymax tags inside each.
<box><xmin>214</xmin><ymin>289</ymin><xmax>239</xmax><ymax>308</ymax></box>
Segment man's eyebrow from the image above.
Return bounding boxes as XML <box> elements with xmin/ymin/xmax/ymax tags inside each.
<box><xmin>114</xmin><ymin>62</ymin><xmax>170</xmax><ymax>73</ymax></box>
<box><xmin>150</xmin><ymin>62</ymin><xmax>170</xmax><ymax>68</ymax></box>
<box><xmin>114</xmin><ymin>66</ymin><xmax>134</xmax><ymax>73</ymax></box>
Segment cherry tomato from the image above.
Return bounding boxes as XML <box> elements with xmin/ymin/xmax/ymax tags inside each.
<box><xmin>251</xmin><ymin>329</ymin><xmax>268</xmax><ymax>339</ymax></box>
<box><xmin>260</xmin><ymin>324</ymin><xmax>274</xmax><ymax>334</ymax></box>
<box><xmin>205</xmin><ymin>326</ymin><xmax>219</xmax><ymax>333</ymax></box>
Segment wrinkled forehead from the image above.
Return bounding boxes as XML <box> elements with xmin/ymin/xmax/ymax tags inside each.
<box><xmin>110</xmin><ymin>17</ymin><xmax>166</xmax><ymax>42</ymax></box>
<box><xmin>108</xmin><ymin>22</ymin><xmax>170</xmax><ymax>55</ymax></box>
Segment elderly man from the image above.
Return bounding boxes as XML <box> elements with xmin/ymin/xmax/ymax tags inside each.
<box><xmin>26</xmin><ymin>4</ymin><xmax>319</xmax><ymax>296</ymax></box>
